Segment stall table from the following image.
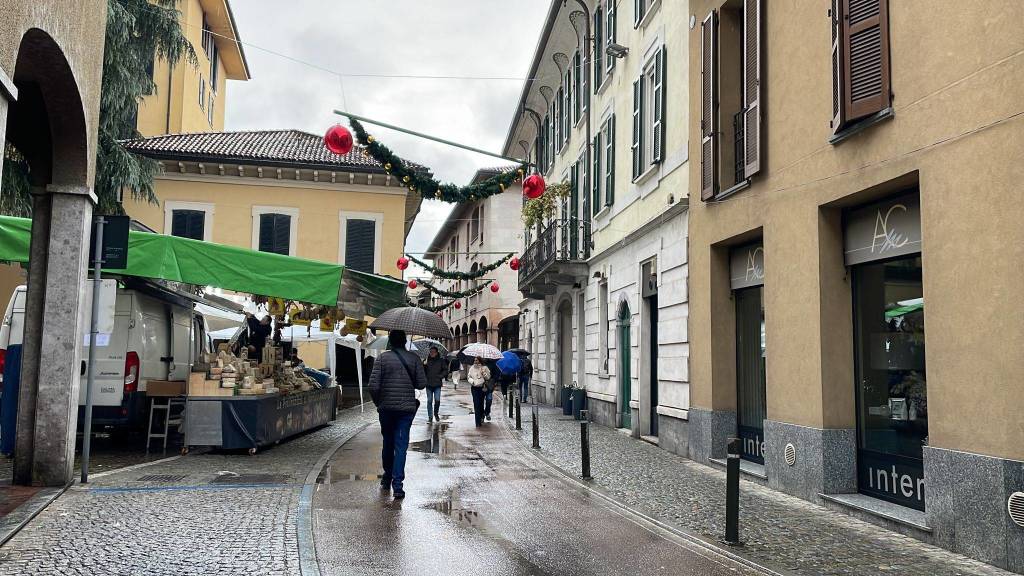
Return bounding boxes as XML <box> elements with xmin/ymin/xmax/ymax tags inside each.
<box><xmin>184</xmin><ymin>388</ymin><xmax>338</xmax><ymax>454</ymax></box>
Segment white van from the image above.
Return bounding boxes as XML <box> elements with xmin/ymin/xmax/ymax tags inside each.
<box><xmin>0</xmin><ymin>282</ymin><xmax>211</xmax><ymax>431</ymax></box>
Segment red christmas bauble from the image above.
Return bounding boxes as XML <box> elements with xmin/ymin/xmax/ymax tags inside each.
<box><xmin>396</xmin><ymin>257</ymin><xmax>410</xmax><ymax>271</ymax></box>
<box><xmin>490</xmin><ymin>282</ymin><xmax>500</xmax><ymax>293</ymax></box>
<box><xmin>522</xmin><ymin>174</ymin><xmax>546</xmax><ymax>199</ymax></box>
<box><xmin>509</xmin><ymin>257</ymin><xmax>520</xmax><ymax>271</ymax></box>
<box><xmin>324</xmin><ymin>124</ymin><xmax>353</xmax><ymax>155</ymax></box>
<box><xmin>408</xmin><ymin>279</ymin><xmax>418</xmax><ymax>289</ymax></box>
<box><xmin>454</xmin><ymin>301</ymin><xmax>462</xmax><ymax>310</ymax></box>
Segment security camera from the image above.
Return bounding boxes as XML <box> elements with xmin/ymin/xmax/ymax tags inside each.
<box><xmin>606</xmin><ymin>43</ymin><xmax>629</xmax><ymax>59</ymax></box>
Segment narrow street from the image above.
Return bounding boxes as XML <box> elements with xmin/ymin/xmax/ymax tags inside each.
<box><xmin>312</xmin><ymin>387</ymin><xmax>760</xmax><ymax>576</ymax></box>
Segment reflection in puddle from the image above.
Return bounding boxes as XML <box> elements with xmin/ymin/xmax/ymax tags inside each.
<box><xmin>316</xmin><ymin>464</ymin><xmax>384</xmax><ymax>484</ymax></box>
<box><xmin>430</xmin><ymin>488</ymin><xmax>482</xmax><ymax>530</ymax></box>
<box><xmin>410</xmin><ymin>423</ymin><xmax>452</xmax><ymax>455</ymax></box>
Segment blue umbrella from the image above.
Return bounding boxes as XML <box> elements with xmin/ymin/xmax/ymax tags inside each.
<box><xmin>496</xmin><ymin>350</ymin><xmax>523</xmax><ymax>375</ymax></box>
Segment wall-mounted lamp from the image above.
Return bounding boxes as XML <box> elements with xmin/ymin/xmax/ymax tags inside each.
<box><xmin>592</xmin><ymin>271</ymin><xmax>606</xmax><ymax>280</ymax></box>
<box><xmin>606</xmin><ymin>43</ymin><xmax>629</xmax><ymax>59</ymax></box>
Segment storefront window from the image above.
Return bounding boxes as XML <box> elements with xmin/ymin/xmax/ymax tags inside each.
<box><xmin>735</xmin><ymin>286</ymin><xmax>766</xmax><ymax>464</ymax></box>
<box><xmin>853</xmin><ymin>255</ymin><xmax>927</xmax><ymax>510</ymax></box>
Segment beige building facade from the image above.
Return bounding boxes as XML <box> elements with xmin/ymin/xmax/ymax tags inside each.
<box><xmin>687</xmin><ymin>0</ymin><xmax>1024</xmax><ymax>569</ymax></box>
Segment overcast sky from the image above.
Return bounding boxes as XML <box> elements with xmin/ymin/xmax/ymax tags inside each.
<box><xmin>224</xmin><ymin>1</ymin><xmax>547</xmax><ymax>276</ymax></box>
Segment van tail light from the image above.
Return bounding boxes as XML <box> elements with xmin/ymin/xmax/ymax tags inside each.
<box><xmin>0</xmin><ymin>348</ymin><xmax>6</xmax><ymax>376</ymax></box>
<box><xmin>123</xmin><ymin>351</ymin><xmax>139</xmax><ymax>396</ymax></box>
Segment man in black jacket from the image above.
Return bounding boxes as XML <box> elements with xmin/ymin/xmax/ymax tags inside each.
<box><xmin>368</xmin><ymin>330</ymin><xmax>426</xmax><ymax>499</ymax></box>
<box><xmin>423</xmin><ymin>347</ymin><xmax>448</xmax><ymax>423</ymax></box>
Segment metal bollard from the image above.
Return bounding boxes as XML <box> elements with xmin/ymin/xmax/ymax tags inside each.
<box><xmin>724</xmin><ymin>437</ymin><xmax>742</xmax><ymax>545</ymax></box>
<box><xmin>580</xmin><ymin>410</ymin><xmax>591</xmax><ymax>480</ymax></box>
<box><xmin>515</xmin><ymin>394</ymin><xmax>522</xmax><ymax>430</ymax></box>
<box><xmin>531</xmin><ymin>404</ymin><xmax>540</xmax><ymax>449</ymax></box>
<box><xmin>508</xmin><ymin>390</ymin><xmax>515</xmax><ymax>417</ymax></box>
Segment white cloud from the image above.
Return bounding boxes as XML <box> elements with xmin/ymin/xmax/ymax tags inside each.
<box><xmin>225</xmin><ymin>1</ymin><xmax>546</xmax><ymax>273</ymax></box>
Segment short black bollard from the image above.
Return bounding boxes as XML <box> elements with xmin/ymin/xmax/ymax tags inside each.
<box><xmin>508</xmin><ymin>391</ymin><xmax>515</xmax><ymax>418</ymax></box>
<box><xmin>580</xmin><ymin>409</ymin><xmax>592</xmax><ymax>479</ymax></box>
<box><xmin>724</xmin><ymin>437</ymin><xmax>742</xmax><ymax>545</ymax></box>
<box><xmin>515</xmin><ymin>394</ymin><xmax>522</xmax><ymax>430</ymax></box>
<box><xmin>531</xmin><ymin>404</ymin><xmax>540</xmax><ymax>449</ymax></box>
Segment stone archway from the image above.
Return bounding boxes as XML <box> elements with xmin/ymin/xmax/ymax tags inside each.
<box><xmin>556</xmin><ymin>297</ymin><xmax>573</xmax><ymax>405</ymax></box>
<box><xmin>4</xmin><ymin>25</ymin><xmax>100</xmax><ymax>487</ymax></box>
<box><xmin>478</xmin><ymin>316</ymin><xmax>488</xmax><ymax>346</ymax></box>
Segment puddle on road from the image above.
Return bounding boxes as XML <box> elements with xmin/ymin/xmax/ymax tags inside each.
<box><xmin>409</xmin><ymin>423</ymin><xmax>453</xmax><ymax>455</ymax></box>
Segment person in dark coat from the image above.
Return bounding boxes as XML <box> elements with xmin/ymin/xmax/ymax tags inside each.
<box><xmin>245</xmin><ymin>313</ymin><xmax>273</xmax><ymax>360</ymax></box>
<box><xmin>368</xmin><ymin>330</ymin><xmax>426</xmax><ymax>499</ymax></box>
<box><xmin>423</xmin><ymin>347</ymin><xmax>448</xmax><ymax>423</ymax></box>
<box><xmin>519</xmin><ymin>355</ymin><xmax>533</xmax><ymax>401</ymax></box>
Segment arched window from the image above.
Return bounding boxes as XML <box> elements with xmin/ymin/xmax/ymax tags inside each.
<box><xmin>469</xmin><ymin>320</ymin><xmax>478</xmax><ymax>343</ymax></box>
<box><xmin>479</xmin><ymin>316</ymin><xmax>489</xmax><ymax>345</ymax></box>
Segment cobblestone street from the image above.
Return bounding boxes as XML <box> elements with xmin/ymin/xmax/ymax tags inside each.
<box><xmin>0</xmin><ymin>403</ymin><xmax>376</xmax><ymax>575</ymax></box>
<box><xmin>506</xmin><ymin>398</ymin><xmax>1012</xmax><ymax>576</ymax></box>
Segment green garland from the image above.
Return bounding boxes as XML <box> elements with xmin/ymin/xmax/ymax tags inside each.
<box><xmin>420</xmin><ymin>278</ymin><xmax>491</xmax><ymax>299</ymax></box>
<box><xmin>350</xmin><ymin>118</ymin><xmax>528</xmax><ymax>203</ymax></box>
<box><xmin>412</xmin><ymin>298</ymin><xmax>459</xmax><ymax>313</ymax></box>
<box><xmin>405</xmin><ymin>252</ymin><xmax>513</xmax><ymax>280</ymax></box>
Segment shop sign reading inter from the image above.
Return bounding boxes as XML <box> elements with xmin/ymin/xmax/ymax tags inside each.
<box><xmin>730</xmin><ymin>242</ymin><xmax>764</xmax><ymax>290</ymax></box>
<box><xmin>844</xmin><ymin>193</ymin><xmax>922</xmax><ymax>265</ymax></box>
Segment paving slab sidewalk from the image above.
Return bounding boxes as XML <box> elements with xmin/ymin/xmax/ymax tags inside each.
<box><xmin>506</xmin><ymin>399</ymin><xmax>1011</xmax><ymax>576</ymax></box>
<box><xmin>0</xmin><ymin>403</ymin><xmax>376</xmax><ymax>576</ymax></box>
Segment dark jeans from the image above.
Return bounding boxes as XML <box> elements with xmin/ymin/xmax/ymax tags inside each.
<box><xmin>379</xmin><ymin>409</ymin><xmax>416</xmax><ymax>491</ymax></box>
<box><xmin>471</xmin><ymin>386</ymin><xmax>486</xmax><ymax>426</ymax></box>
<box><xmin>485</xmin><ymin>389</ymin><xmax>493</xmax><ymax>416</ymax></box>
<box><xmin>519</xmin><ymin>375</ymin><xmax>530</xmax><ymax>401</ymax></box>
<box><xmin>425</xmin><ymin>387</ymin><xmax>441</xmax><ymax>420</ymax></box>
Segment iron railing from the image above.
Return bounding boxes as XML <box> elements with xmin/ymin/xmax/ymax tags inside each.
<box><xmin>519</xmin><ymin>218</ymin><xmax>591</xmax><ymax>287</ymax></box>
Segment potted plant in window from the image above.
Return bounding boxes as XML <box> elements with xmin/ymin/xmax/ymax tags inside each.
<box><xmin>568</xmin><ymin>381</ymin><xmax>587</xmax><ymax>420</ymax></box>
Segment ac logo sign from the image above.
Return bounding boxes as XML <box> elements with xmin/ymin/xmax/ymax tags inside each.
<box><xmin>871</xmin><ymin>204</ymin><xmax>909</xmax><ymax>255</ymax></box>
<box><xmin>745</xmin><ymin>246</ymin><xmax>765</xmax><ymax>283</ymax></box>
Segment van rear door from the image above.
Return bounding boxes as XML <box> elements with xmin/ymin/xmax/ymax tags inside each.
<box><xmin>78</xmin><ymin>289</ymin><xmax>131</xmax><ymax>407</ymax></box>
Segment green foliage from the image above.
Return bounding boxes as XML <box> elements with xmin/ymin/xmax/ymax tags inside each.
<box><xmin>420</xmin><ymin>278</ymin><xmax>492</xmax><ymax>299</ymax></box>
<box><xmin>1</xmin><ymin>143</ymin><xmax>32</xmax><ymax>217</ymax></box>
<box><xmin>349</xmin><ymin>118</ymin><xmax>529</xmax><ymax>203</ymax></box>
<box><xmin>405</xmin><ymin>252</ymin><xmax>513</xmax><ymax>280</ymax></box>
<box><xmin>95</xmin><ymin>0</ymin><xmax>197</xmax><ymax>214</ymax></box>
<box><xmin>522</xmin><ymin>180</ymin><xmax>571</xmax><ymax>228</ymax></box>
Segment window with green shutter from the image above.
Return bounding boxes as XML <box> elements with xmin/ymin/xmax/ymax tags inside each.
<box><xmin>258</xmin><ymin>213</ymin><xmax>291</xmax><ymax>255</ymax></box>
<box><xmin>345</xmin><ymin>219</ymin><xmax>376</xmax><ymax>272</ymax></box>
<box><xmin>604</xmin><ymin>115</ymin><xmax>615</xmax><ymax>206</ymax></box>
<box><xmin>171</xmin><ymin>210</ymin><xmax>205</xmax><ymax>241</ymax></box>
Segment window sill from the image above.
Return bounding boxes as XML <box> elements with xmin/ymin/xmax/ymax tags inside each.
<box><xmin>712</xmin><ymin>179</ymin><xmax>750</xmax><ymax>202</ymax></box>
<box><xmin>829</xmin><ymin>107</ymin><xmax>894</xmax><ymax>145</ymax></box>
<box><xmin>598</xmin><ymin>372</ymin><xmax>610</xmax><ymax>380</ymax></box>
<box><xmin>596</xmin><ymin>76</ymin><xmax>613</xmax><ymax>96</ymax></box>
<box><xmin>708</xmin><ymin>457</ymin><xmax>768</xmax><ymax>481</ymax></box>
<box><xmin>819</xmin><ymin>493</ymin><xmax>931</xmax><ymax>534</ymax></box>
<box><xmin>632</xmin><ymin>161</ymin><xmax>660</xmax><ymax>186</ymax></box>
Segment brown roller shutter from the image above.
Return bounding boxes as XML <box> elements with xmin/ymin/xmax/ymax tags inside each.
<box><xmin>843</xmin><ymin>0</ymin><xmax>890</xmax><ymax>120</ymax></box>
<box><xmin>743</xmin><ymin>0</ymin><xmax>762</xmax><ymax>178</ymax></box>
<box><xmin>700</xmin><ymin>11</ymin><xmax>719</xmax><ymax>201</ymax></box>
<box><xmin>830</xmin><ymin>0</ymin><xmax>845</xmax><ymax>134</ymax></box>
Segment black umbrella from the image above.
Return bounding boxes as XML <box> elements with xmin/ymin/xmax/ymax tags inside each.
<box><xmin>369</xmin><ymin>307</ymin><xmax>453</xmax><ymax>339</ymax></box>
<box><xmin>507</xmin><ymin>348</ymin><xmax>531</xmax><ymax>356</ymax></box>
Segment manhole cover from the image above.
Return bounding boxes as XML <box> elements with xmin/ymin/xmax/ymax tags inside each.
<box><xmin>137</xmin><ymin>474</ymin><xmax>188</xmax><ymax>483</ymax></box>
<box><xmin>210</xmin><ymin>474</ymin><xmax>289</xmax><ymax>485</ymax></box>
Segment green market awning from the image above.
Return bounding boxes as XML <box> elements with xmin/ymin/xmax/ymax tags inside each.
<box><xmin>0</xmin><ymin>215</ymin><xmax>405</xmax><ymax>316</ymax></box>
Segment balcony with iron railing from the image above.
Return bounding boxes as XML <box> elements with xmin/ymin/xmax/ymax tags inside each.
<box><xmin>518</xmin><ymin>217</ymin><xmax>591</xmax><ymax>299</ymax></box>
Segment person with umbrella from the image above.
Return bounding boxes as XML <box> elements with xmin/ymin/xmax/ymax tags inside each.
<box><xmin>519</xmin><ymin>353</ymin><xmax>533</xmax><ymax>402</ymax></box>
<box><xmin>467</xmin><ymin>357</ymin><xmax>491</xmax><ymax>426</ymax></box>
<box><xmin>447</xmin><ymin>353</ymin><xmax>461</xmax><ymax>389</ymax></box>
<box><xmin>422</xmin><ymin>346</ymin><xmax>448</xmax><ymax>423</ymax></box>
<box><xmin>367</xmin><ymin>307</ymin><xmax>450</xmax><ymax>500</ymax></box>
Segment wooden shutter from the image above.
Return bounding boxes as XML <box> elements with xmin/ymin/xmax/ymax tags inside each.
<box><xmin>171</xmin><ymin>210</ymin><xmax>204</xmax><ymax>241</ymax></box>
<box><xmin>593</xmin><ymin>9</ymin><xmax>604</xmax><ymax>91</ymax></box>
<box><xmin>592</xmin><ymin>133</ymin><xmax>601</xmax><ymax>215</ymax></box>
<box><xmin>631</xmin><ymin>79</ymin><xmax>642</xmax><ymax>179</ymax></box>
<box><xmin>830</xmin><ymin>0</ymin><xmax>845</xmax><ymax>134</ymax></box>
<box><xmin>573</xmin><ymin>51</ymin><xmax>582</xmax><ymax>123</ymax></box>
<box><xmin>606</xmin><ymin>2</ymin><xmax>617</xmax><ymax>73</ymax></box>
<box><xmin>743</xmin><ymin>0</ymin><xmax>762</xmax><ymax>178</ymax></box>
<box><xmin>345</xmin><ymin>219</ymin><xmax>376</xmax><ymax>272</ymax></box>
<box><xmin>700</xmin><ymin>11</ymin><xmax>719</xmax><ymax>201</ymax></box>
<box><xmin>563</xmin><ymin>76</ymin><xmax>571</xmax><ymax>146</ymax></box>
<box><xmin>605</xmin><ymin>115</ymin><xmax>615</xmax><ymax>206</ymax></box>
<box><xmin>843</xmin><ymin>0</ymin><xmax>890</xmax><ymax>121</ymax></box>
<box><xmin>652</xmin><ymin>47</ymin><xmax>666</xmax><ymax>164</ymax></box>
<box><xmin>259</xmin><ymin>213</ymin><xmax>290</xmax><ymax>255</ymax></box>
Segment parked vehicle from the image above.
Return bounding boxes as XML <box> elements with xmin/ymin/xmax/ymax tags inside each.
<box><xmin>0</xmin><ymin>282</ymin><xmax>211</xmax><ymax>433</ymax></box>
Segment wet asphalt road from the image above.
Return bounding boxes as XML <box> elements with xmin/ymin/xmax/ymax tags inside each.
<box><xmin>311</xmin><ymin>387</ymin><xmax>761</xmax><ymax>576</ymax></box>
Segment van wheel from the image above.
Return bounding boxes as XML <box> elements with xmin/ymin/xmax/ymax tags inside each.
<box><xmin>248</xmin><ymin>447</ymin><xmax>257</xmax><ymax>455</ymax></box>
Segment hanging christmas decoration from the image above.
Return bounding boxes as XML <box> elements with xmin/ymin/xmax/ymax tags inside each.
<box><xmin>454</xmin><ymin>301</ymin><xmax>462</xmax><ymax>310</ymax></box>
<box><xmin>490</xmin><ymin>282</ymin><xmax>500</xmax><ymax>293</ymax></box>
<box><xmin>509</xmin><ymin>257</ymin><xmax>520</xmax><ymax>271</ymax></box>
<box><xmin>408</xmin><ymin>279</ymin><xmax>418</xmax><ymax>289</ymax></box>
<box><xmin>419</xmin><ymin>278</ymin><xmax>492</xmax><ymax>299</ymax></box>
<box><xmin>404</xmin><ymin>253</ymin><xmax>513</xmax><ymax>280</ymax></box>
<box><xmin>349</xmin><ymin>118</ymin><xmax>528</xmax><ymax>203</ymax></box>
<box><xmin>396</xmin><ymin>257</ymin><xmax>410</xmax><ymax>271</ymax></box>
<box><xmin>522</xmin><ymin>174</ymin><xmax>546</xmax><ymax>199</ymax></box>
<box><xmin>324</xmin><ymin>124</ymin><xmax>354</xmax><ymax>155</ymax></box>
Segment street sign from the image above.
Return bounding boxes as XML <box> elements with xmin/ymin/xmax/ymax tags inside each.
<box><xmin>89</xmin><ymin>214</ymin><xmax>130</xmax><ymax>269</ymax></box>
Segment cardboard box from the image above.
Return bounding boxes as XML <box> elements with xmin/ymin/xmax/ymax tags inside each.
<box><xmin>147</xmin><ymin>380</ymin><xmax>186</xmax><ymax>397</ymax></box>
<box><xmin>188</xmin><ymin>373</ymin><xmax>207</xmax><ymax>395</ymax></box>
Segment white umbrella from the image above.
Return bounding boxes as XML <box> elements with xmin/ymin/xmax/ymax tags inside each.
<box><xmin>461</xmin><ymin>342</ymin><xmax>503</xmax><ymax>360</ymax></box>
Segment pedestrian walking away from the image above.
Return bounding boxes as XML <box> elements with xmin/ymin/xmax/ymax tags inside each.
<box><xmin>467</xmin><ymin>357</ymin><xmax>491</xmax><ymax>427</ymax></box>
<box><xmin>519</xmin><ymin>354</ymin><xmax>533</xmax><ymax>402</ymax></box>
<box><xmin>448</xmin><ymin>355</ymin><xmax>461</xmax><ymax>389</ymax></box>
<box><xmin>484</xmin><ymin>360</ymin><xmax>498</xmax><ymax>421</ymax></box>
<box><xmin>423</xmin><ymin>346</ymin><xmax>448</xmax><ymax>422</ymax></box>
<box><xmin>368</xmin><ymin>330</ymin><xmax>427</xmax><ymax>499</ymax></box>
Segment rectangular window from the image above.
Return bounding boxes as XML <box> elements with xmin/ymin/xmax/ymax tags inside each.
<box><xmin>591</xmin><ymin>133</ymin><xmax>601</xmax><ymax>216</ymax></box>
<box><xmin>573</xmin><ymin>51</ymin><xmax>582</xmax><ymax>124</ymax></box>
<box><xmin>344</xmin><ymin>219</ymin><xmax>376</xmax><ymax>273</ymax></box>
<box><xmin>199</xmin><ymin>76</ymin><xmax>206</xmax><ymax>110</ymax></box>
<box><xmin>593</xmin><ymin>7</ymin><xmax>604</xmax><ymax>91</ymax></box>
<box><xmin>170</xmin><ymin>210</ymin><xmax>205</xmax><ymax>241</ymax></box>
<box><xmin>631</xmin><ymin>79</ymin><xmax>644</xmax><ymax>179</ymax></box>
<box><xmin>258</xmin><ymin>213</ymin><xmax>291</xmax><ymax>255</ymax></box>
<box><xmin>599</xmin><ymin>281</ymin><xmax>609</xmax><ymax>372</ymax></box>
<box><xmin>202</xmin><ymin>15</ymin><xmax>215</xmax><ymax>56</ymax></box>
<box><xmin>735</xmin><ymin>286</ymin><xmax>766</xmax><ymax>464</ymax></box>
<box><xmin>562</xmin><ymin>71</ymin><xmax>571</xmax><ymax>146</ymax></box>
<box><xmin>605</xmin><ymin>1</ymin><xmax>617</xmax><ymax>74</ymax></box>
<box><xmin>831</xmin><ymin>0</ymin><xmax>890</xmax><ymax>136</ymax></box>
<box><xmin>555</xmin><ymin>88</ymin><xmax>564</xmax><ymax>151</ymax></box>
<box><xmin>208</xmin><ymin>93</ymin><xmax>215</xmax><ymax>125</ymax></box>
<box><xmin>603</xmin><ymin>115</ymin><xmax>615</xmax><ymax>206</ymax></box>
<box><xmin>645</xmin><ymin>48</ymin><xmax>666</xmax><ymax>166</ymax></box>
<box><xmin>210</xmin><ymin>42</ymin><xmax>219</xmax><ymax>94</ymax></box>
<box><xmin>634</xmin><ymin>0</ymin><xmax>645</xmax><ymax>27</ymax></box>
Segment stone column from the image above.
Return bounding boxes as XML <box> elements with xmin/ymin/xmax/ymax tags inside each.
<box><xmin>14</xmin><ymin>187</ymin><xmax>93</xmax><ymax>486</ymax></box>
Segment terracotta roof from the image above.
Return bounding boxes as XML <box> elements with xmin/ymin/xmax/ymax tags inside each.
<box><xmin>122</xmin><ymin>130</ymin><xmax>400</xmax><ymax>172</ymax></box>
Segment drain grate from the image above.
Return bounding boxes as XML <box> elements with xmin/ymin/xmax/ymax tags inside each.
<box><xmin>210</xmin><ymin>474</ymin><xmax>289</xmax><ymax>485</ymax></box>
<box><xmin>1009</xmin><ymin>492</ymin><xmax>1024</xmax><ymax>527</ymax></box>
<box><xmin>784</xmin><ymin>443</ymin><xmax>797</xmax><ymax>466</ymax></box>
<box><xmin>137</xmin><ymin>474</ymin><xmax>188</xmax><ymax>483</ymax></box>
